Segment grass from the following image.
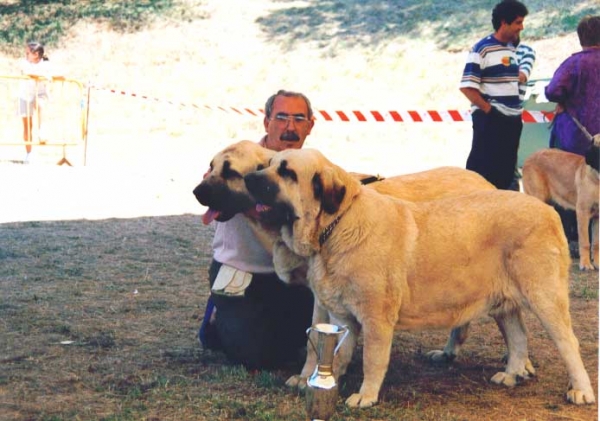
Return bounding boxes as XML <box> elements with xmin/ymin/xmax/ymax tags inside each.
<box><xmin>0</xmin><ymin>0</ymin><xmax>207</xmax><ymax>56</ymax></box>
<box><xmin>255</xmin><ymin>0</ymin><xmax>600</xmax><ymax>53</ymax></box>
<box><xmin>0</xmin><ymin>215</ymin><xmax>597</xmax><ymax>420</ymax></box>
<box><xmin>0</xmin><ymin>0</ymin><xmax>597</xmax><ymax>56</ymax></box>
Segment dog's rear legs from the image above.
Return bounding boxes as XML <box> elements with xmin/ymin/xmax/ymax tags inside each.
<box><xmin>531</xmin><ymin>298</ymin><xmax>595</xmax><ymax>404</ymax></box>
<box><xmin>490</xmin><ymin>309</ymin><xmax>535</xmax><ymax>387</ymax></box>
<box><xmin>576</xmin><ymin>204</ymin><xmax>596</xmax><ymax>270</ymax></box>
<box><xmin>426</xmin><ymin>324</ymin><xmax>470</xmax><ymax>363</ymax></box>
<box><xmin>592</xmin><ymin>217</ymin><xmax>599</xmax><ymax>268</ymax></box>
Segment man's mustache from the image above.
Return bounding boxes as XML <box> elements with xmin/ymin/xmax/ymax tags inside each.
<box><xmin>280</xmin><ymin>131</ymin><xmax>300</xmax><ymax>142</ymax></box>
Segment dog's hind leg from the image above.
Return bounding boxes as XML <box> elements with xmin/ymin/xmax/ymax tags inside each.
<box><xmin>530</xmin><ymin>295</ymin><xmax>595</xmax><ymax>404</ymax></box>
<box><xmin>506</xmin><ymin>209</ymin><xmax>594</xmax><ymax>404</ymax></box>
<box><xmin>517</xmin><ymin>245</ymin><xmax>595</xmax><ymax>403</ymax></box>
<box><xmin>426</xmin><ymin>323</ymin><xmax>470</xmax><ymax>363</ymax></box>
<box><xmin>490</xmin><ymin>309</ymin><xmax>535</xmax><ymax>387</ymax></box>
<box><xmin>575</xmin><ymin>204</ymin><xmax>594</xmax><ymax>270</ymax></box>
<box><xmin>592</xmin><ymin>217</ymin><xmax>599</xmax><ymax>268</ymax></box>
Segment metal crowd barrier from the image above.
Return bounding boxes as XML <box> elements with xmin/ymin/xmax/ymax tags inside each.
<box><xmin>0</xmin><ymin>75</ymin><xmax>89</xmax><ymax>165</ymax></box>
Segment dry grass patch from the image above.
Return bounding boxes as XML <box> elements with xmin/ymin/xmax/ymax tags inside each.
<box><xmin>0</xmin><ymin>215</ymin><xmax>597</xmax><ymax>420</ymax></box>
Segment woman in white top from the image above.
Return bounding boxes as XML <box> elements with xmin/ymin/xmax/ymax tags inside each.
<box><xmin>19</xmin><ymin>41</ymin><xmax>52</xmax><ymax>158</ymax></box>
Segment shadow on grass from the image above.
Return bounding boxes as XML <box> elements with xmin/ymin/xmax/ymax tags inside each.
<box><xmin>256</xmin><ymin>0</ymin><xmax>600</xmax><ymax>53</ymax></box>
<box><xmin>0</xmin><ymin>0</ymin><xmax>208</xmax><ymax>56</ymax></box>
<box><xmin>0</xmin><ymin>214</ymin><xmax>597</xmax><ymax>420</ymax></box>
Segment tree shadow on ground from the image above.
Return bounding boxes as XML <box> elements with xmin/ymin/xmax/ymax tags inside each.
<box><xmin>256</xmin><ymin>0</ymin><xmax>600</xmax><ymax>53</ymax></box>
<box><xmin>0</xmin><ymin>0</ymin><xmax>208</xmax><ymax>56</ymax></box>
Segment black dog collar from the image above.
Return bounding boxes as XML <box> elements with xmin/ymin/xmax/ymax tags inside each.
<box><xmin>360</xmin><ymin>175</ymin><xmax>384</xmax><ymax>185</ymax></box>
<box><xmin>319</xmin><ymin>214</ymin><xmax>342</xmax><ymax>247</ymax></box>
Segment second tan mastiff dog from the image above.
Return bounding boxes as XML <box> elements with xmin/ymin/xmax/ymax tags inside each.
<box><xmin>522</xmin><ymin>148</ymin><xmax>599</xmax><ymax>270</ymax></box>
<box><xmin>244</xmin><ymin>148</ymin><xmax>595</xmax><ymax>408</ymax></box>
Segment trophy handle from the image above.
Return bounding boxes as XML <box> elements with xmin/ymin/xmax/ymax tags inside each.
<box><xmin>306</xmin><ymin>326</ymin><xmax>318</xmax><ymax>355</ymax></box>
<box><xmin>333</xmin><ymin>325</ymin><xmax>349</xmax><ymax>356</ymax></box>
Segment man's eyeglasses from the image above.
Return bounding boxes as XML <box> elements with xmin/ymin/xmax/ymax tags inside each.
<box><xmin>271</xmin><ymin>113</ymin><xmax>309</xmax><ymax>125</ymax></box>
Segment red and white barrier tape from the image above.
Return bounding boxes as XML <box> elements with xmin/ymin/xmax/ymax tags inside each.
<box><xmin>91</xmin><ymin>85</ymin><xmax>554</xmax><ymax>123</ymax></box>
<box><xmin>314</xmin><ymin>109</ymin><xmax>554</xmax><ymax>123</ymax></box>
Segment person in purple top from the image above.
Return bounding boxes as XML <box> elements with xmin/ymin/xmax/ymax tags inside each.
<box><xmin>545</xmin><ymin>15</ymin><xmax>600</xmax><ymax>156</ymax></box>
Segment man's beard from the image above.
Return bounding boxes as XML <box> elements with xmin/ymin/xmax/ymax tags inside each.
<box><xmin>280</xmin><ymin>131</ymin><xmax>300</xmax><ymax>142</ymax></box>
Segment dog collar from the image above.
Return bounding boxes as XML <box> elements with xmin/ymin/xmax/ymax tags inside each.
<box><xmin>360</xmin><ymin>175</ymin><xmax>384</xmax><ymax>185</ymax></box>
<box><xmin>319</xmin><ymin>214</ymin><xmax>342</xmax><ymax>247</ymax></box>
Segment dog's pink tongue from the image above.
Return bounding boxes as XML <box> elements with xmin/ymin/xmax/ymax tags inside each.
<box><xmin>256</xmin><ymin>203</ymin><xmax>271</xmax><ymax>213</ymax></box>
<box><xmin>202</xmin><ymin>209</ymin><xmax>220</xmax><ymax>225</ymax></box>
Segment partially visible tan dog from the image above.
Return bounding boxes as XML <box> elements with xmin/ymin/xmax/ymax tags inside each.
<box><xmin>522</xmin><ymin>148</ymin><xmax>599</xmax><ymax>270</ymax></box>
<box><xmin>245</xmin><ymin>148</ymin><xmax>595</xmax><ymax>408</ymax></box>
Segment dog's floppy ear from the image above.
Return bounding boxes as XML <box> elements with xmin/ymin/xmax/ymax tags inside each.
<box><xmin>585</xmin><ymin>144</ymin><xmax>600</xmax><ymax>172</ymax></box>
<box><xmin>312</xmin><ymin>167</ymin><xmax>346</xmax><ymax>215</ymax></box>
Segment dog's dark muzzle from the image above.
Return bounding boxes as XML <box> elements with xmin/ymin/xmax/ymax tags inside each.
<box><xmin>193</xmin><ymin>182</ymin><xmax>218</xmax><ymax>207</ymax></box>
<box><xmin>192</xmin><ymin>181</ymin><xmax>254</xmax><ymax>215</ymax></box>
<box><xmin>244</xmin><ymin>172</ymin><xmax>280</xmax><ymax>206</ymax></box>
<box><xmin>245</xmin><ymin>172</ymin><xmax>297</xmax><ymax>229</ymax></box>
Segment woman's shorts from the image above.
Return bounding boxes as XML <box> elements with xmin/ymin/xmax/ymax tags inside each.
<box><xmin>18</xmin><ymin>94</ymin><xmax>48</xmax><ymax>117</ymax></box>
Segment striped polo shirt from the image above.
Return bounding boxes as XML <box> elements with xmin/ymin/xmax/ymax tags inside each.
<box><xmin>460</xmin><ymin>35</ymin><xmax>522</xmax><ymax>116</ymax></box>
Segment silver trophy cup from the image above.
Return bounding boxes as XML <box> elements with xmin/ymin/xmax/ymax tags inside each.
<box><xmin>305</xmin><ymin>323</ymin><xmax>349</xmax><ymax>421</ymax></box>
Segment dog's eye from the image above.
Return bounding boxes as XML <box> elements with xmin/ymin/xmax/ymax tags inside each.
<box><xmin>277</xmin><ymin>160</ymin><xmax>297</xmax><ymax>182</ymax></box>
<box><xmin>222</xmin><ymin>161</ymin><xmax>243</xmax><ymax>180</ymax></box>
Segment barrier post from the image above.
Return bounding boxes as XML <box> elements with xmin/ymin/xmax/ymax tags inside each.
<box><xmin>0</xmin><ymin>74</ymin><xmax>89</xmax><ymax>165</ymax></box>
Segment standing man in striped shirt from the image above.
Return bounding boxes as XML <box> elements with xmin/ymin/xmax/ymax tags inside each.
<box><xmin>460</xmin><ymin>0</ymin><xmax>529</xmax><ymax>189</ymax></box>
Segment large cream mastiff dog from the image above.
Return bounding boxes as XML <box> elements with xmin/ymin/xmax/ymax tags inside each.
<box><xmin>244</xmin><ymin>148</ymin><xmax>595</xmax><ymax>408</ymax></box>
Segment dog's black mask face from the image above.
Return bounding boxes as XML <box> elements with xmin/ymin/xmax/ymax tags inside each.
<box><xmin>193</xmin><ymin>181</ymin><xmax>255</xmax><ymax>222</ymax></box>
<box><xmin>193</xmin><ymin>159</ymin><xmax>258</xmax><ymax>224</ymax></box>
<box><xmin>244</xmin><ymin>172</ymin><xmax>297</xmax><ymax>230</ymax></box>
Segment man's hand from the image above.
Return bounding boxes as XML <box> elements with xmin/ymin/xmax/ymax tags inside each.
<box><xmin>459</xmin><ymin>87</ymin><xmax>492</xmax><ymax>113</ymax></box>
<box><xmin>518</xmin><ymin>71</ymin><xmax>528</xmax><ymax>84</ymax></box>
<box><xmin>554</xmin><ymin>103</ymin><xmax>564</xmax><ymax>114</ymax></box>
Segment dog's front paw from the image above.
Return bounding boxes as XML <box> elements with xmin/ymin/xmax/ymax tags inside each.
<box><xmin>490</xmin><ymin>370</ymin><xmax>531</xmax><ymax>387</ymax></box>
<box><xmin>345</xmin><ymin>392</ymin><xmax>378</xmax><ymax>408</ymax></box>
<box><xmin>426</xmin><ymin>350</ymin><xmax>455</xmax><ymax>363</ymax></box>
<box><xmin>491</xmin><ymin>372</ymin><xmax>518</xmax><ymax>387</ymax></box>
<box><xmin>579</xmin><ymin>261</ymin><xmax>596</xmax><ymax>271</ymax></box>
<box><xmin>566</xmin><ymin>387</ymin><xmax>596</xmax><ymax>405</ymax></box>
<box><xmin>523</xmin><ymin>358</ymin><xmax>536</xmax><ymax>377</ymax></box>
<box><xmin>285</xmin><ymin>374</ymin><xmax>307</xmax><ymax>389</ymax></box>
<box><xmin>501</xmin><ymin>355</ymin><xmax>536</xmax><ymax>377</ymax></box>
